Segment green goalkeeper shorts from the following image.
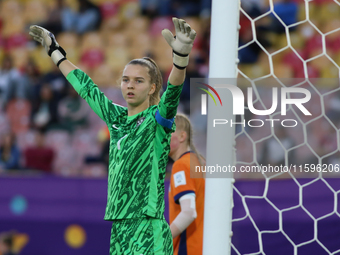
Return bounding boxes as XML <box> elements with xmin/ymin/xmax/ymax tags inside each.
<box><xmin>110</xmin><ymin>217</ymin><xmax>173</xmax><ymax>255</ymax></box>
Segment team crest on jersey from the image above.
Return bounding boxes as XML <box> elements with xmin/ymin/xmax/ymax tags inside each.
<box><xmin>174</xmin><ymin>171</ymin><xmax>186</xmax><ymax>187</ymax></box>
<box><xmin>135</xmin><ymin>117</ymin><xmax>145</xmax><ymax>128</ymax></box>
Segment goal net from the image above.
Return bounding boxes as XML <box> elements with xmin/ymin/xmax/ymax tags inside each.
<box><xmin>231</xmin><ymin>0</ymin><xmax>340</xmax><ymax>254</ymax></box>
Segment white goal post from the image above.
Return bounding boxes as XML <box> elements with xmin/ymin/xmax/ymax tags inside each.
<box><xmin>203</xmin><ymin>0</ymin><xmax>240</xmax><ymax>254</ymax></box>
<box><xmin>203</xmin><ymin>0</ymin><xmax>340</xmax><ymax>254</ymax></box>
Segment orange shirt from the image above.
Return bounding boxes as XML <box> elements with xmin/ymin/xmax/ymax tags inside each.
<box><xmin>169</xmin><ymin>152</ymin><xmax>205</xmax><ymax>255</ymax></box>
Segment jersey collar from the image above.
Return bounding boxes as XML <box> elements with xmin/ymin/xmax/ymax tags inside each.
<box><xmin>178</xmin><ymin>150</ymin><xmax>194</xmax><ymax>159</ymax></box>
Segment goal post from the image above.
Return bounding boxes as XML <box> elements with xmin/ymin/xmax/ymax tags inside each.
<box><xmin>203</xmin><ymin>0</ymin><xmax>241</xmax><ymax>254</ymax></box>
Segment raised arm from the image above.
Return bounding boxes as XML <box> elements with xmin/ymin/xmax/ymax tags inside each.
<box><xmin>29</xmin><ymin>26</ymin><xmax>124</xmax><ymax>123</ymax></box>
<box><xmin>162</xmin><ymin>18</ymin><xmax>197</xmax><ymax>86</ymax></box>
<box><xmin>155</xmin><ymin>18</ymin><xmax>196</xmax><ymax>129</ymax></box>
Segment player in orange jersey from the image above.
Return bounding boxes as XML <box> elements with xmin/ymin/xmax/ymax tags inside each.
<box><xmin>168</xmin><ymin>113</ymin><xmax>205</xmax><ymax>255</ymax></box>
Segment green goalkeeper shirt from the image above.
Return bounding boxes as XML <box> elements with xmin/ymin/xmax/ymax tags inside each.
<box><xmin>67</xmin><ymin>69</ymin><xmax>183</xmax><ymax>220</ymax></box>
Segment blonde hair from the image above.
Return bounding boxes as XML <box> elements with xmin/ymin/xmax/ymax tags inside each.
<box><xmin>127</xmin><ymin>57</ymin><xmax>163</xmax><ymax>106</ymax></box>
<box><xmin>175</xmin><ymin>113</ymin><xmax>205</xmax><ymax>167</ymax></box>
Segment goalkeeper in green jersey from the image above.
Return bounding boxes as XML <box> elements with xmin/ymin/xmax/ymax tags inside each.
<box><xmin>29</xmin><ymin>17</ymin><xmax>196</xmax><ymax>255</ymax></box>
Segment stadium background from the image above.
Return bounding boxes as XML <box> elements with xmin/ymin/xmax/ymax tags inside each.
<box><xmin>1</xmin><ymin>0</ymin><xmax>340</xmax><ymax>254</ymax></box>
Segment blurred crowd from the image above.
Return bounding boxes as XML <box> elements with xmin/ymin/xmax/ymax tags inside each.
<box><xmin>235</xmin><ymin>0</ymin><xmax>340</xmax><ymax>178</ymax></box>
<box><xmin>0</xmin><ymin>0</ymin><xmax>339</xmax><ymax>178</ymax></box>
<box><xmin>238</xmin><ymin>0</ymin><xmax>340</xmax><ymax>79</ymax></box>
<box><xmin>0</xmin><ymin>0</ymin><xmax>211</xmax><ymax>177</ymax></box>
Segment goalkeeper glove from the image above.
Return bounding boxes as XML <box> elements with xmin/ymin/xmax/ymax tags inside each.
<box><xmin>162</xmin><ymin>17</ymin><xmax>197</xmax><ymax>70</ymax></box>
<box><xmin>29</xmin><ymin>25</ymin><xmax>67</xmax><ymax>67</ymax></box>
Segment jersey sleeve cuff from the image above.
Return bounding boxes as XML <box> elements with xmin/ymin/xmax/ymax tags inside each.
<box><xmin>167</xmin><ymin>80</ymin><xmax>184</xmax><ymax>87</ymax></box>
<box><xmin>174</xmin><ymin>190</ymin><xmax>195</xmax><ymax>204</ymax></box>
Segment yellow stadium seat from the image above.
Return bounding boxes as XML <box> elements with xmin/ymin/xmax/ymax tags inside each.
<box><xmin>128</xmin><ymin>33</ymin><xmax>152</xmax><ymax>59</ymax></box>
<box><xmin>320</xmin><ymin>64</ymin><xmax>339</xmax><ymax>79</ymax></box>
<box><xmin>105</xmin><ymin>46</ymin><xmax>130</xmax><ymax>73</ymax></box>
<box><xmin>126</xmin><ymin>16</ymin><xmax>150</xmax><ymax>34</ymax></box>
<box><xmin>334</xmin><ymin>52</ymin><xmax>340</xmax><ymax>66</ymax></box>
<box><xmin>99</xmin><ymin>16</ymin><xmax>124</xmax><ymax>36</ymax></box>
<box><xmin>323</xmin><ymin>19</ymin><xmax>340</xmax><ymax>35</ymax></box>
<box><xmin>289</xmin><ymin>31</ymin><xmax>305</xmax><ymax>50</ymax></box>
<box><xmin>105</xmin><ymin>32</ymin><xmax>128</xmax><ymax>48</ymax></box>
<box><xmin>80</xmin><ymin>32</ymin><xmax>104</xmax><ymax>53</ymax></box>
<box><xmin>91</xmin><ymin>63</ymin><xmax>115</xmax><ymax>87</ymax></box>
<box><xmin>1</xmin><ymin>17</ymin><xmax>25</xmax><ymax>37</ymax></box>
<box><xmin>54</xmin><ymin>32</ymin><xmax>80</xmax><ymax>64</ymax></box>
<box><xmin>297</xmin><ymin>3</ymin><xmax>306</xmax><ymax>22</ymax></box>
<box><xmin>274</xmin><ymin>34</ymin><xmax>288</xmax><ymax>51</ymax></box>
<box><xmin>9</xmin><ymin>47</ymin><xmax>29</xmax><ymax>69</ymax></box>
<box><xmin>63</xmin><ymin>0</ymin><xmax>79</xmax><ymax>11</ymax></box>
<box><xmin>273</xmin><ymin>63</ymin><xmax>293</xmax><ymax>78</ymax></box>
<box><xmin>23</xmin><ymin>0</ymin><xmax>48</xmax><ymax>24</ymax></box>
<box><xmin>0</xmin><ymin>0</ymin><xmax>22</xmax><ymax>22</ymax></box>
<box><xmin>319</xmin><ymin>3</ymin><xmax>340</xmax><ymax>25</ymax></box>
<box><xmin>57</xmin><ymin>32</ymin><xmax>79</xmax><ymax>49</ymax></box>
<box><xmin>118</xmin><ymin>2</ymin><xmax>140</xmax><ymax>22</ymax></box>
<box><xmin>152</xmin><ymin>49</ymin><xmax>173</xmax><ymax>72</ymax></box>
<box><xmin>29</xmin><ymin>47</ymin><xmax>54</xmax><ymax>74</ymax></box>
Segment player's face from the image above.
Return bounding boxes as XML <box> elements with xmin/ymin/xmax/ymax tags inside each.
<box><xmin>121</xmin><ymin>64</ymin><xmax>155</xmax><ymax>107</ymax></box>
<box><xmin>169</xmin><ymin>129</ymin><xmax>181</xmax><ymax>156</ymax></box>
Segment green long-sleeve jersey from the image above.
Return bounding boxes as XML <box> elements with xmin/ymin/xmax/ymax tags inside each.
<box><xmin>67</xmin><ymin>69</ymin><xmax>183</xmax><ymax>220</ymax></box>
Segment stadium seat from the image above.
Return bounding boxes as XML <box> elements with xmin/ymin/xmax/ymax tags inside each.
<box><xmin>6</xmin><ymin>99</ymin><xmax>31</xmax><ymax>134</ymax></box>
<box><xmin>106</xmin><ymin>32</ymin><xmax>128</xmax><ymax>48</ymax></box>
<box><xmin>80</xmin><ymin>49</ymin><xmax>104</xmax><ymax>69</ymax></box>
<box><xmin>16</xmin><ymin>130</ymin><xmax>37</xmax><ymax>149</ymax></box>
<box><xmin>273</xmin><ymin>63</ymin><xmax>293</xmax><ymax>78</ymax></box>
<box><xmin>105</xmin><ymin>47</ymin><xmax>130</xmax><ymax>73</ymax></box>
<box><xmin>82</xmin><ymin>163</ymin><xmax>107</xmax><ymax>178</ymax></box>
<box><xmin>9</xmin><ymin>47</ymin><xmax>29</xmax><ymax>69</ymax></box>
<box><xmin>99</xmin><ymin>16</ymin><xmax>124</xmax><ymax>36</ymax></box>
<box><xmin>125</xmin><ymin>16</ymin><xmax>149</xmax><ymax>38</ymax></box>
<box><xmin>29</xmin><ymin>47</ymin><xmax>54</xmax><ymax>74</ymax></box>
<box><xmin>318</xmin><ymin>3</ymin><xmax>340</xmax><ymax>26</ymax></box>
<box><xmin>0</xmin><ymin>112</ymin><xmax>10</xmax><ymax>136</ymax></box>
<box><xmin>0</xmin><ymin>0</ymin><xmax>22</xmax><ymax>23</ymax></box>
<box><xmin>129</xmin><ymin>33</ymin><xmax>152</xmax><ymax>59</ymax></box>
<box><xmin>80</xmin><ymin>32</ymin><xmax>104</xmax><ymax>52</ymax></box>
<box><xmin>320</xmin><ymin>63</ymin><xmax>338</xmax><ymax>79</ymax></box>
<box><xmin>56</xmin><ymin>32</ymin><xmax>79</xmax><ymax>49</ymax></box>
<box><xmin>57</xmin><ymin>32</ymin><xmax>80</xmax><ymax>65</ymax></box>
<box><xmin>282</xmin><ymin>49</ymin><xmax>305</xmax><ymax>76</ymax></box>
<box><xmin>99</xmin><ymin>1</ymin><xmax>119</xmax><ymax>19</ymax></box>
<box><xmin>289</xmin><ymin>32</ymin><xmax>305</xmax><ymax>50</ymax></box>
<box><xmin>45</xmin><ymin>130</ymin><xmax>71</xmax><ymax>151</ymax></box>
<box><xmin>72</xmin><ymin>129</ymin><xmax>100</xmax><ymax>153</ymax></box>
<box><xmin>23</xmin><ymin>0</ymin><xmax>47</xmax><ymax>24</ymax></box>
<box><xmin>53</xmin><ymin>146</ymin><xmax>80</xmax><ymax>176</ymax></box>
<box><xmin>1</xmin><ymin>16</ymin><xmax>26</xmax><ymax>46</ymax></box>
<box><xmin>149</xmin><ymin>17</ymin><xmax>173</xmax><ymax>37</ymax></box>
<box><xmin>91</xmin><ymin>63</ymin><xmax>115</xmax><ymax>87</ymax></box>
<box><xmin>117</xmin><ymin>1</ymin><xmax>140</xmax><ymax>22</ymax></box>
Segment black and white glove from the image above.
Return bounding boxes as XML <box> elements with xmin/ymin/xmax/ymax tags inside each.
<box><xmin>162</xmin><ymin>17</ymin><xmax>197</xmax><ymax>70</ymax></box>
<box><xmin>29</xmin><ymin>25</ymin><xmax>67</xmax><ymax>67</ymax></box>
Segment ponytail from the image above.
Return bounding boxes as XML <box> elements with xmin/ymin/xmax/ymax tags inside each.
<box><xmin>175</xmin><ymin>113</ymin><xmax>205</xmax><ymax>167</ymax></box>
